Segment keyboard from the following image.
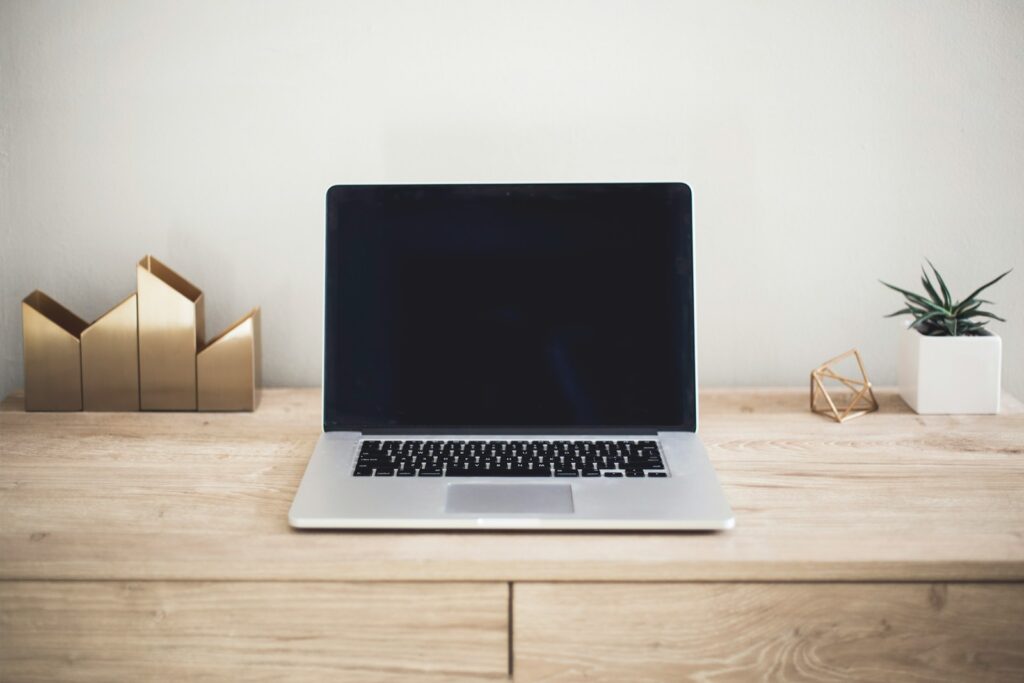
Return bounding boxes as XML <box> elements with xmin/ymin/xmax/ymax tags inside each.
<box><xmin>353</xmin><ymin>440</ymin><xmax>667</xmax><ymax>478</ymax></box>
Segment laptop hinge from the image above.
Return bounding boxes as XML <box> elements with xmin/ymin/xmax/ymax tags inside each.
<box><xmin>355</xmin><ymin>429</ymin><xmax>662</xmax><ymax>437</ymax></box>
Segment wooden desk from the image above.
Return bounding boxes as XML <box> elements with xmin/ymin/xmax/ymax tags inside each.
<box><xmin>2</xmin><ymin>388</ymin><xmax>1023</xmax><ymax>681</ymax></box>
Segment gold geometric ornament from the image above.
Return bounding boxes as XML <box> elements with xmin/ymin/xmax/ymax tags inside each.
<box><xmin>20</xmin><ymin>254</ymin><xmax>259</xmax><ymax>412</ymax></box>
<box><xmin>137</xmin><ymin>255</ymin><xmax>205</xmax><ymax>411</ymax></box>
<box><xmin>21</xmin><ymin>290</ymin><xmax>88</xmax><ymax>411</ymax></box>
<box><xmin>81</xmin><ymin>293</ymin><xmax>140</xmax><ymax>411</ymax></box>
<box><xmin>810</xmin><ymin>348</ymin><xmax>878</xmax><ymax>423</ymax></box>
<box><xmin>197</xmin><ymin>308</ymin><xmax>262</xmax><ymax>411</ymax></box>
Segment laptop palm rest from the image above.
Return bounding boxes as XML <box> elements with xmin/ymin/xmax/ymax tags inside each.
<box><xmin>445</xmin><ymin>484</ymin><xmax>574</xmax><ymax>514</ymax></box>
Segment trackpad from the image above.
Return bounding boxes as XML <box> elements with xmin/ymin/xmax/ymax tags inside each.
<box><xmin>445</xmin><ymin>484</ymin><xmax>574</xmax><ymax>515</ymax></box>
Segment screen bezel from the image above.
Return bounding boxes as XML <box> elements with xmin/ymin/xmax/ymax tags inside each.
<box><xmin>322</xmin><ymin>182</ymin><xmax>697</xmax><ymax>434</ymax></box>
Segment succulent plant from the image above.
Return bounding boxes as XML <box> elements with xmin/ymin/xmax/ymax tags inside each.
<box><xmin>881</xmin><ymin>261</ymin><xmax>1011</xmax><ymax>336</ymax></box>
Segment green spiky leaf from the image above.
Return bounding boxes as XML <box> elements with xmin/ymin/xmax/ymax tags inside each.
<box><xmin>960</xmin><ymin>269</ymin><xmax>1012</xmax><ymax>306</ymax></box>
<box><xmin>880</xmin><ymin>281</ymin><xmax>948</xmax><ymax>313</ymax></box>
<box><xmin>955</xmin><ymin>300</ymin><xmax>983</xmax><ymax>316</ymax></box>
<box><xmin>910</xmin><ymin>310</ymin><xmax>945</xmax><ymax>330</ymax></box>
<box><xmin>926</xmin><ymin>259</ymin><xmax>952</xmax><ymax>308</ymax></box>
<box><xmin>970</xmin><ymin>310</ymin><xmax>1007</xmax><ymax>322</ymax></box>
<box><xmin>920</xmin><ymin>269</ymin><xmax>942</xmax><ymax>306</ymax></box>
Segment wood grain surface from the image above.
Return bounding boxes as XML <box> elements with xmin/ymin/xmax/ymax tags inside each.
<box><xmin>0</xmin><ymin>581</ymin><xmax>509</xmax><ymax>681</ymax></box>
<box><xmin>2</xmin><ymin>387</ymin><xmax>1023</xmax><ymax>581</ymax></box>
<box><xmin>513</xmin><ymin>582</ymin><xmax>1024</xmax><ymax>682</ymax></box>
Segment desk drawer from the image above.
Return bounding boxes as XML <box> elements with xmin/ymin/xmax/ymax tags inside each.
<box><xmin>513</xmin><ymin>582</ymin><xmax>1024</xmax><ymax>682</ymax></box>
<box><xmin>0</xmin><ymin>581</ymin><xmax>509</xmax><ymax>681</ymax></box>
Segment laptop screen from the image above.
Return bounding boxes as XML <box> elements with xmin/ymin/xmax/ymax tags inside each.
<box><xmin>323</xmin><ymin>183</ymin><xmax>696</xmax><ymax>432</ymax></box>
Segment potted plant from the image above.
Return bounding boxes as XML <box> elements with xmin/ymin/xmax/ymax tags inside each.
<box><xmin>881</xmin><ymin>262</ymin><xmax>1011</xmax><ymax>414</ymax></box>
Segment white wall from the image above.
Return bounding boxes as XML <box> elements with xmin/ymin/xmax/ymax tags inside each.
<box><xmin>2</xmin><ymin>0</ymin><xmax>1023</xmax><ymax>402</ymax></box>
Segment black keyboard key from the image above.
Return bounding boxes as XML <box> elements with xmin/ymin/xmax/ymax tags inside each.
<box><xmin>625</xmin><ymin>469</ymin><xmax>645</xmax><ymax>478</ymax></box>
<box><xmin>648</xmin><ymin>472</ymin><xmax>668</xmax><ymax>478</ymax></box>
<box><xmin>603</xmin><ymin>471</ymin><xmax>624</xmax><ymax>477</ymax></box>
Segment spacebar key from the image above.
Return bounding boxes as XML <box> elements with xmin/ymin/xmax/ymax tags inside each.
<box><xmin>504</xmin><ymin>468</ymin><xmax>551</xmax><ymax>477</ymax></box>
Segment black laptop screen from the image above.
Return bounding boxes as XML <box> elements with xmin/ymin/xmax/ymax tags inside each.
<box><xmin>323</xmin><ymin>183</ymin><xmax>696</xmax><ymax>432</ymax></box>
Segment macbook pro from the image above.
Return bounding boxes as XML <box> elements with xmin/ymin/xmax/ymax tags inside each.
<box><xmin>289</xmin><ymin>183</ymin><xmax>734</xmax><ymax>529</ymax></box>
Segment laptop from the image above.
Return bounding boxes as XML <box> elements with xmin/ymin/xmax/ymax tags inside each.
<box><xmin>289</xmin><ymin>183</ymin><xmax>734</xmax><ymax>530</ymax></box>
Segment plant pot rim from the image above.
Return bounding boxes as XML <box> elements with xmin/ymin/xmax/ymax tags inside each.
<box><xmin>901</xmin><ymin>322</ymin><xmax>1000</xmax><ymax>340</ymax></box>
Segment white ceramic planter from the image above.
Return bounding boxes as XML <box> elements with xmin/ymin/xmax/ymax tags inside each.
<box><xmin>897</xmin><ymin>326</ymin><xmax>1001</xmax><ymax>414</ymax></box>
